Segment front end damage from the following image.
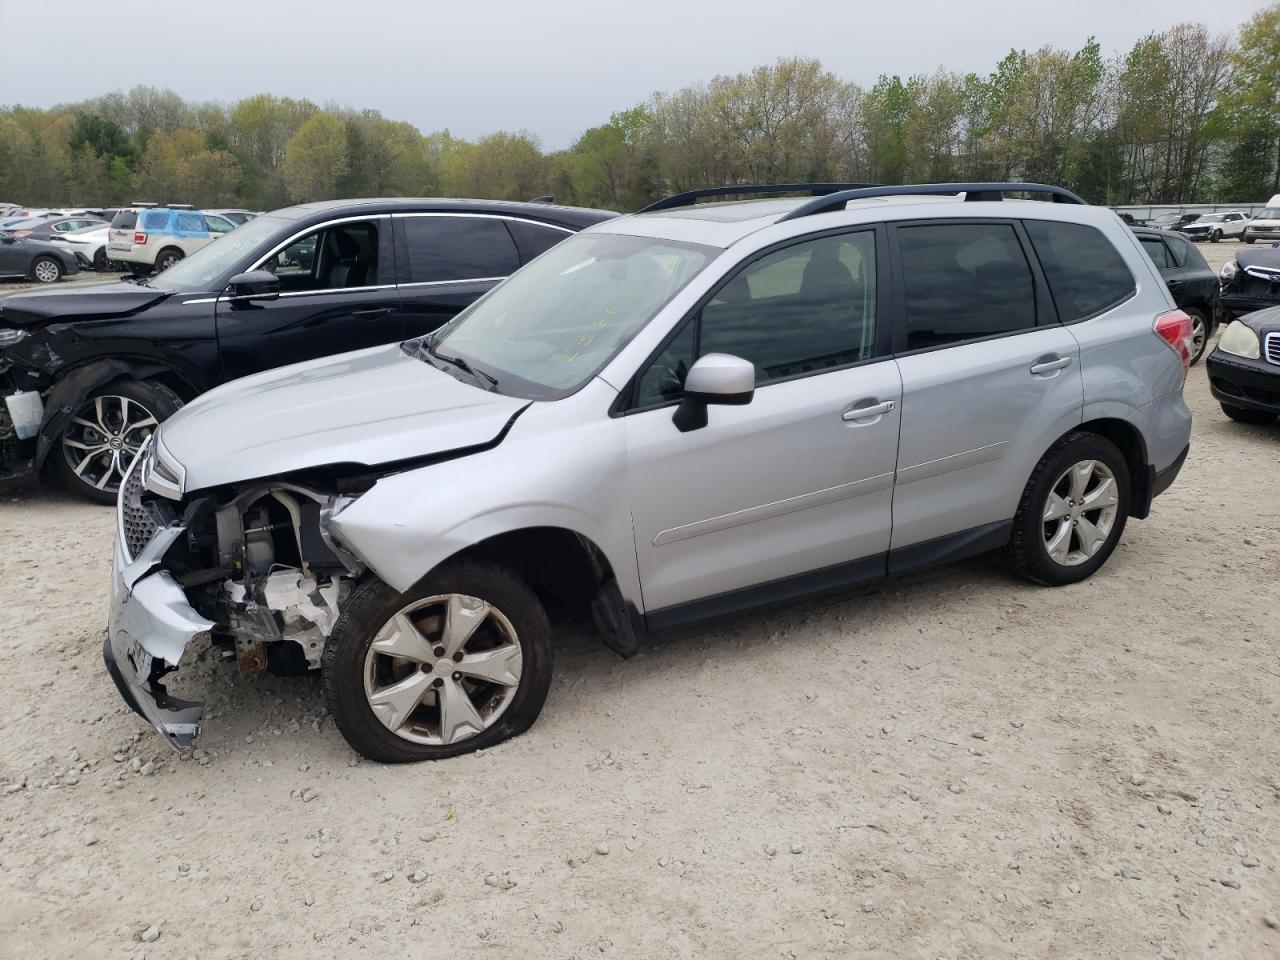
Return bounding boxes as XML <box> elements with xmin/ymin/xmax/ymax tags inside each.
<box><xmin>105</xmin><ymin>438</ymin><xmax>363</xmax><ymax>750</ymax></box>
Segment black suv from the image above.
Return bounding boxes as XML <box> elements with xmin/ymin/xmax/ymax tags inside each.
<box><xmin>0</xmin><ymin>198</ymin><xmax>615</xmax><ymax>502</ymax></box>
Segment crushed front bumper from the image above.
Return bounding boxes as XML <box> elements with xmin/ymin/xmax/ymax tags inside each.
<box><xmin>105</xmin><ymin>524</ymin><xmax>213</xmax><ymax>751</ymax></box>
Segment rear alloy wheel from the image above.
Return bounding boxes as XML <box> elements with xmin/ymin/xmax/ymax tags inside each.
<box><xmin>92</xmin><ymin>248</ymin><xmax>110</xmax><ymax>271</ymax></box>
<box><xmin>1186</xmin><ymin>308</ymin><xmax>1210</xmax><ymax>365</ymax></box>
<box><xmin>52</xmin><ymin>379</ymin><xmax>183</xmax><ymax>504</ymax></box>
<box><xmin>324</xmin><ymin>562</ymin><xmax>553</xmax><ymax>763</ymax></box>
<box><xmin>155</xmin><ymin>248</ymin><xmax>183</xmax><ymax>272</ymax></box>
<box><xmin>1004</xmin><ymin>433</ymin><xmax>1130</xmax><ymax>586</ymax></box>
<box><xmin>1220</xmin><ymin>403</ymin><xmax>1277</xmax><ymax>424</ymax></box>
<box><xmin>30</xmin><ymin>256</ymin><xmax>63</xmax><ymax>283</ymax></box>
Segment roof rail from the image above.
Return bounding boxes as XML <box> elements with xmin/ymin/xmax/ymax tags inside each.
<box><xmin>639</xmin><ymin>183</ymin><xmax>876</xmax><ymax>214</ymax></box>
<box><xmin>528</xmin><ymin>195</ymin><xmax>555</xmax><ymax>204</ymax></box>
<box><xmin>778</xmin><ymin>182</ymin><xmax>1086</xmax><ymax>222</ymax></box>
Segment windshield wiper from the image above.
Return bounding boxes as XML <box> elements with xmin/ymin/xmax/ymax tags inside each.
<box><xmin>418</xmin><ymin>338</ymin><xmax>498</xmax><ymax>390</ymax></box>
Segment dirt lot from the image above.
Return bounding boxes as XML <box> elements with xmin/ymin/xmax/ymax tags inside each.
<box><xmin>1</xmin><ymin>241</ymin><xmax>1277</xmax><ymax>959</ymax></box>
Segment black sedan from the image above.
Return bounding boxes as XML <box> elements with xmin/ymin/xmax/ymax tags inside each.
<box><xmin>0</xmin><ymin>233</ymin><xmax>80</xmax><ymax>284</ymax></box>
<box><xmin>0</xmin><ymin>197</ymin><xmax>614</xmax><ymax>502</ymax></box>
<box><xmin>1205</xmin><ymin>305</ymin><xmax>1280</xmax><ymax>424</ymax></box>
<box><xmin>1133</xmin><ymin>226</ymin><xmax>1219</xmax><ymax>364</ymax></box>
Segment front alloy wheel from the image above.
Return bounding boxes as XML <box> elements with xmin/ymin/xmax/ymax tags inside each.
<box><xmin>60</xmin><ymin>394</ymin><xmax>157</xmax><ymax>494</ymax></box>
<box><xmin>324</xmin><ymin>562</ymin><xmax>552</xmax><ymax>762</ymax></box>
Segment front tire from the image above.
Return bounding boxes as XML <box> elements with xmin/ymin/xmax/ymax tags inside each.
<box><xmin>51</xmin><ymin>379</ymin><xmax>183</xmax><ymax>504</ymax></box>
<box><xmin>1004</xmin><ymin>433</ymin><xmax>1131</xmax><ymax>586</ymax></box>
<box><xmin>323</xmin><ymin>561</ymin><xmax>553</xmax><ymax>763</ymax></box>
<box><xmin>1210</xmin><ymin>229</ymin><xmax>1222</xmax><ymax>243</ymax></box>
<box><xmin>30</xmin><ymin>256</ymin><xmax>63</xmax><ymax>283</ymax></box>
<box><xmin>1220</xmin><ymin>403</ymin><xmax>1277</xmax><ymax>424</ymax></box>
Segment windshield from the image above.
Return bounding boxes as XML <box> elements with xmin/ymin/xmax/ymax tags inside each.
<box><xmin>147</xmin><ymin>214</ymin><xmax>289</xmax><ymax>292</ymax></box>
<box><xmin>1256</xmin><ymin>208</ymin><xmax>1280</xmax><ymax>219</ymax></box>
<box><xmin>429</xmin><ymin>232</ymin><xmax>717</xmax><ymax>399</ymax></box>
<box><xmin>1151</xmin><ymin>214</ymin><xmax>1180</xmax><ymax>225</ymax></box>
<box><xmin>1198</xmin><ymin>214</ymin><xmax>1224</xmax><ymax>222</ymax></box>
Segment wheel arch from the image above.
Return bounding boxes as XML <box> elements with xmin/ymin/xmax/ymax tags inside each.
<box><xmin>33</xmin><ymin>358</ymin><xmax>199</xmax><ymax>473</ymax></box>
<box><xmin>1054</xmin><ymin>416</ymin><xmax>1151</xmax><ymax>519</ymax></box>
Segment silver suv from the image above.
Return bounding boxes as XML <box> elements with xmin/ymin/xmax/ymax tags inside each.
<box><xmin>105</xmin><ymin>183</ymin><xmax>1194</xmax><ymax>762</ymax></box>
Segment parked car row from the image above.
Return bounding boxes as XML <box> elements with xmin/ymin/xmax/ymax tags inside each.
<box><xmin>1137</xmin><ymin>197</ymin><xmax>1280</xmax><ymax>244</ymax></box>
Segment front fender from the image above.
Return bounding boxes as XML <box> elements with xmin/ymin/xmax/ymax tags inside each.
<box><xmin>326</xmin><ymin>386</ymin><xmax>643</xmax><ymax>610</ymax></box>
<box><xmin>35</xmin><ymin>358</ymin><xmax>137</xmax><ymax>472</ymax></box>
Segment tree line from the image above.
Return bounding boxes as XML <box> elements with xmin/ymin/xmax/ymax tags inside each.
<box><xmin>1</xmin><ymin>6</ymin><xmax>1275</xmax><ymax>212</ymax></box>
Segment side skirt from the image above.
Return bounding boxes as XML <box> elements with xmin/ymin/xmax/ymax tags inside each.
<box><xmin>640</xmin><ymin>520</ymin><xmax>1013</xmax><ymax>636</ymax></box>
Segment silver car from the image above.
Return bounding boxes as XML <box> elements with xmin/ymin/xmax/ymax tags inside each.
<box><xmin>104</xmin><ymin>183</ymin><xmax>1194</xmax><ymax>762</ymax></box>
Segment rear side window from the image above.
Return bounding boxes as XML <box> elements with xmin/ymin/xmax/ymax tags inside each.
<box><xmin>1140</xmin><ymin>237</ymin><xmax>1169</xmax><ymax>269</ymax></box>
<box><xmin>175</xmin><ymin>213</ymin><xmax>205</xmax><ymax>232</ymax></box>
<box><xmin>400</xmin><ymin>216</ymin><xmax>519</xmax><ymax>283</ymax></box>
<box><xmin>1025</xmin><ymin>220</ymin><xmax>1135</xmax><ymax>322</ymax></box>
<box><xmin>111</xmin><ymin>211</ymin><xmax>137</xmax><ymax>230</ymax></box>
<box><xmin>506</xmin><ymin>219</ymin><xmax>571</xmax><ymax>262</ymax></box>
<box><xmin>141</xmin><ymin>211</ymin><xmax>169</xmax><ymax>232</ymax></box>
<box><xmin>896</xmin><ymin>222</ymin><xmax>1036</xmax><ymax>350</ymax></box>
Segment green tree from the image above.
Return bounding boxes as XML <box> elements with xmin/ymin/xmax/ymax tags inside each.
<box><xmin>282</xmin><ymin>114</ymin><xmax>349</xmax><ymax>201</ymax></box>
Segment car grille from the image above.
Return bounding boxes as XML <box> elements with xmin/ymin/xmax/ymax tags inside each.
<box><xmin>1266</xmin><ymin>332</ymin><xmax>1280</xmax><ymax>367</ymax></box>
<box><xmin>120</xmin><ymin>462</ymin><xmax>159</xmax><ymax>561</ymax></box>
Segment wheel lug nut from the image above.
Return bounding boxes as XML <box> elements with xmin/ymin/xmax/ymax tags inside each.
<box><xmin>433</xmin><ymin>646</ymin><xmax>445</xmax><ymax>657</ymax></box>
<box><xmin>432</xmin><ymin>678</ymin><xmax>443</xmax><ymax>688</ymax></box>
<box><xmin>453</xmin><ymin>652</ymin><xmax>464</xmax><ymax>662</ymax></box>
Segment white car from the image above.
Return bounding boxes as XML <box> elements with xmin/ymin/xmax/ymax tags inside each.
<box><xmin>1243</xmin><ymin>196</ymin><xmax>1280</xmax><ymax>244</ymax></box>
<box><xmin>1178</xmin><ymin>212</ymin><xmax>1248</xmax><ymax>243</ymax></box>
<box><xmin>47</xmin><ymin>224</ymin><xmax>116</xmax><ymax>271</ymax></box>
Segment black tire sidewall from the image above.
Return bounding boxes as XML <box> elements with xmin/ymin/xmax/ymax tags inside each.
<box><xmin>156</xmin><ymin>248</ymin><xmax>183</xmax><ymax>271</ymax></box>
<box><xmin>323</xmin><ymin>561</ymin><xmax>553</xmax><ymax>763</ymax></box>
<box><xmin>1007</xmin><ymin>434</ymin><xmax>1131</xmax><ymax>586</ymax></box>
<box><xmin>50</xmin><ymin>378</ymin><xmax>184</xmax><ymax>504</ymax></box>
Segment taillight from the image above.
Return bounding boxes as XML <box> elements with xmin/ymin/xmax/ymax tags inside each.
<box><xmin>1154</xmin><ymin>309</ymin><xmax>1193</xmax><ymax>378</ymax></box>
<box><xmin>13</xmin><ymin>230</ymin><xmax>31</xmax><ymax>237</ymax></box>
<box><xmin>133</xmin><ymin>232</ymin><xmax>147</xmax><ymax>245</ymax></box>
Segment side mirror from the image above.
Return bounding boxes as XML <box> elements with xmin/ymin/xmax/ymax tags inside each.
<box><xmin>225</xmin><ymin>270</ymin><xmax>279</xmax><ymax>303</ymax></box>
<box><xmin>672</xmin><ymin>353</ymin><xmax>755</xmax><ymax>433</ymax></box>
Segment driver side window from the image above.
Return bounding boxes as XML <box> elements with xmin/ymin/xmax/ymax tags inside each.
<box><xmin>263</xmin><ymin>221</ymin><xmax>381</xmax><ymax>293</ymax></box>
<box><xmin>633</xmin><ymin>230</ymin><xmax>878</xmax><ymax>407</ymax></box>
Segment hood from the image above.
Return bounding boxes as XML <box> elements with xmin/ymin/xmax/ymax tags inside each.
<box><xmin>0</xmin><ymin>278</ymin><xmax>168</xmax><ymax>328</ymax></box>
<box><xmin>161</xmin><ymin>342</ymin><xmax>530</xmax><ymax>492</ymax></box>
<box><xmin>1235</xmin><ymin>247</ymin><xmax>1280</xmax><ymax>271</ymax></box>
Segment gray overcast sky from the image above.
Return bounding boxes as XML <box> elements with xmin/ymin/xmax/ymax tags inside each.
<box><xmin>0</xmin><ymin>0</ymin><xmax>1270</xmax><ymax>148</ymax></box>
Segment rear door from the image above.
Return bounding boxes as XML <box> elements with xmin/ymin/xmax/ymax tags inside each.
<box><xmin>393</xmin><ymin>214</ymin><xmax>522</xmax><ymax>339</ymax></box>
<box><xmin>888</xmin><ymin>219</ymin><xmax>1083</xmax><ymax>564</ymax></box>
<box><xmin>215</xmin><ymin>216</ymin><xmax>403</xmax><ymax>381</ymax></box>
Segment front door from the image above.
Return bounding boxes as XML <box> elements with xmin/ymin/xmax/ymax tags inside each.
<box><xmin>624</xmin><ymin>229</ymin><xmax>901</xmax><ymax>617</ymax></box>
<box><xmin>888</xmin><ymin>220</ymin><xmax>1084</xmax><ymax>559</ymax></box>
<box><xmin>0</xmin><ymin>237</ymin><xmax>26</xmax><ymax>276</ymax></box>
<box><xmin>215</xmin><ymin>217</ymin><xmax>404</xmax><ymax>381</ymax></box>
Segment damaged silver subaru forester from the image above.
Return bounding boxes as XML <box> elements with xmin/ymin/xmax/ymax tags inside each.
<box><xmin>105</xmin><ymin>183</ymin><xmax>1193</xmax><ymax>762</ymax></box>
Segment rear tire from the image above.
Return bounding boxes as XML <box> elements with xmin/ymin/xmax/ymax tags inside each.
<box><xmin>1003</xmin><ymin>432</ymin><xmax>1131</xmax><ymax>587</ymax></box>
<box><xmin>155</xmin><ymin>247</ymin><xmax>184</xmax><ymax>272</ymax></box>
<box><xmin>51</xmin><ymin>378</ymin><xmax>183</xmax><ymax>504</ymax></box>
<box><xmin>323</xmin><ymin>561</ymin><xmax>553</xmax><ymax>763</ymax></box>
<box><xmin>92</xmin><ymin>248</ymin><xmax>109</xmax><ymax>271</ymax></box>
<box><xmin>1185</xmin><ymin>308</ymin><xmax>1210</xmax><ymax>365</ymax></box>
<box><xmin>30</xmin><ymin>256</ymin><xmax>63</xmax><ymax>283</ymax></box>
<box><xmin>1220</xmin><ymin>403</ymin><xmax>1277</xmax><ymax>424</ymax></box>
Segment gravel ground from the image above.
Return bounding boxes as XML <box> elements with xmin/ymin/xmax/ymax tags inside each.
<box><xmin>1</xmin><ymin>240</ymin><xmax>1277</xmax><ymax>959</ymax></box>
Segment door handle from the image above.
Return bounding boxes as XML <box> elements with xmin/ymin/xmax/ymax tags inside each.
<box><xmin>843</xmin><ymin>399</ymin><xmax>895</xmax><ymax>421</ymax></box>
<box><xmin>351</xmin><ymin>307</ymin><xmax>394</xmax><ymax>319</ymax></box>
<box><xmin>1030</xmin><ymin>357</ymin><xmax>1072</xmax><ymax>375</ymax></box>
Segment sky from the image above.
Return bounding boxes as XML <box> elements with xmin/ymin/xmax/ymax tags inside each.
<box><xmin>0</xmin><ymin>0</ymin><xmax>1271</xmax><ymax>149</ymax></box>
